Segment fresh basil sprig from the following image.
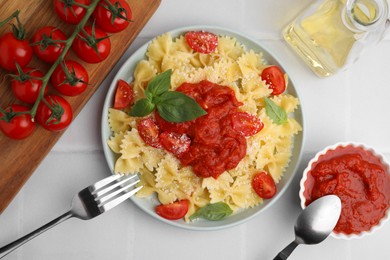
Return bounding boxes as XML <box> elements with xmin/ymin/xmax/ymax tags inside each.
<box><xmin>129</xmin><ymin>69</ymin><xmax>207</xmax><ymax>122</ymax></box>
<box><xmin>189</xmin><ymin>202</ymin><xmax>233</xmax><ymax>221</ymax></box>
<box><xmin>264</xmin><ymin>97</ymin><xmax>287</xmax><ymax>125</ymax></box>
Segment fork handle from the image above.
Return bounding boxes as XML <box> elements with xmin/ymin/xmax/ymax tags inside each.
<box><xmin>0</xmin><ymin>211</ymin><xmax>73</xmax><ymax>259</ymax></box>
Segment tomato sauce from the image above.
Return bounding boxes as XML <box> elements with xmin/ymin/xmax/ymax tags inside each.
<box><xmin>303</xmin><ymin>145</ymin><xmax>390</xmax><ymax>234</ymax></box>
<box><xmin>156</xmin><ymin>80</ymin><xmax>262</xmax><ymax>179</ymax></box>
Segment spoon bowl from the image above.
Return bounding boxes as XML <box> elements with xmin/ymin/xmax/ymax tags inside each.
<box><xmin>273</xmin><ymin>195</ymin><xmax>341</xmax><ymax>260</ymax></box>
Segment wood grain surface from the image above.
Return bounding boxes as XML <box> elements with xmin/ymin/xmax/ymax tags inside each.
<box><xmin>0</xmin><ymin>0</ymin><xmax>161</xmax><ymax>214</ymax></box>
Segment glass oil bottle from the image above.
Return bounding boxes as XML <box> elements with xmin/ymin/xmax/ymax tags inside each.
<box><xmin>283</xmin><ymin>0</ymin><xmax>389</xmax><ymax>77</ymax></box>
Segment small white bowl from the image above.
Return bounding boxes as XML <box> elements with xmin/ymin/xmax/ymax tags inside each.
<box><xmin>299</xmin><ymin>142</ymin><xmax>390</xmax><ymax>239</ymax></box>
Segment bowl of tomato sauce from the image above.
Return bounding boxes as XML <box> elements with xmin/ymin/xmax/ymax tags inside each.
<box><xmin>299</xmin><ymin>142</ymin><xmax>390</xmax><ymax>239</ymax></box>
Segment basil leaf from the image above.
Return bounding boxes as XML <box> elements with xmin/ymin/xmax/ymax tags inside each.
<box><xmin>156</xmin><ymin>91</ymin><xmax>207</xmax><ymax>122</ymax></box>
<box><xmin>189</xmin><ymin>202</ymin><xmax>233</xmax><ymax>221</ymax></box>
<box><xmin>264</xmin><ymin>97</ymin><xmax>287</xmax><ymax>125</ymax></box>
<box><xmin>129</xmin><ymin>98</ymin><xmax>155</xmax><ymax>117</ymax></box>
<box><xmin>146</xmin><ymin>69</ymin><xmax>172</xmax><ymax>98</ymax></box>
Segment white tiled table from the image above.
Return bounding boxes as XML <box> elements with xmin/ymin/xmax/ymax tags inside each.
<box><xmin>1</xmin><ymin>0</ymin><xmax>390</xmax><ymax>259</ymax></box>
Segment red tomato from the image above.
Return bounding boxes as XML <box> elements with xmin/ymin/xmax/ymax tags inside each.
<box><xmin>51</xmin><ymin>60</ymin><xmax>89</xmax><ymax>96</ymax></box>
<box><xmin>156</xmin><ymin>200</ymin><xmax>189</xmax><ymax>220</ymax></box>
<box><xmin>137</xmin><ymin>117</ymin><xmax>162</xmax><ymax>148</ymax></box>
<box><xmin>31</xmin><ymin>26</ymin><xmax>67</xmax><ymax>63</ymax></box>
<box><xmin>72</xmin><ymin>25</ymin><xmax>111</xmax><ymax>63</ymax></box>
<box><xmin>92</xmin><ymin>0</ymin><xmax>132</xmax><ymax>33</ymax></box>
<box><xmin>0</xmin><ymin>104</ymin><xmax>35</xmax><ymax>140</ymax></box>
<box><xmin>159</xmin><ymin>131</ymin><xmax>191</xmax><ymax>158</ymax></box>
<box><xmin>114</xmin><ymin>79</ymin><xmax>133</xmax><ymax>109</ymax></box>
<box><xmin>11</xmin><ymin>68</ymin><xmax>46</xmax><ymax>104</ymax></box>
<box><xmin>36</xmin><ymin>95</ymin><xmax>73</xmax><ymax>131</ymax></box>
<box><xmin>230</xmin><ymin>112</ymin><xmax>263</xmax><ymax>137</ymax></box>
<box><xmin>252</xmin><ymin>171</ymin><xmax>277</xmax><ymax>199</ymax></box>
<box><xmin>155</xmin><ymin>112</ymin><xmax>191</xmax><ymax>134</ymax></box>
<box><xmin>53</xmin><ymin>0</ymin><xmax>91</xmax><ymax>24</ymax></box>
<box><xmin>185</xmin><ymin>31</ymin><xmax>218</xmax><ymax>54</ymax></box>
<box><xmin>261</xmin><ymin>66</ymin><xmax>286</xmax><ymax>95</ymax></box>
<box><xmin>0</xmin><ymin>32</ymin><xmax>33</xmax><ymax>71</ymax></box>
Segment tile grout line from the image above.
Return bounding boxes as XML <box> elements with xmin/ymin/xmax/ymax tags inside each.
<box><xmin>345</xmin><ymin>72</ymin><xmax>352</xmax><ymax>140</ymax></box>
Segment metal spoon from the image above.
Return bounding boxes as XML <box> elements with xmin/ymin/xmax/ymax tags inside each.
<box><xmin>273</xmin><ymin>195</ymin><xmax>342</xmax><ymax>260</ymax></box>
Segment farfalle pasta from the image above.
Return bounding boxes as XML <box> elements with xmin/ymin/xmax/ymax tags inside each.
<box><xmin>107</xmin><ymin>31</ymin><xmax>302</xmax><ymax>221</ymax></box>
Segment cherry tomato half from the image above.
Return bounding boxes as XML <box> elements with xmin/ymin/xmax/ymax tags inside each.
<box><xmin>230</xmin><ymin>112</ymin><xmax>263</xmax><ymax>137</ymax></box>
<box><xmin>32</xmin><ymin>26</ymin><xmax>67</xmax><ymax>63</ymax></box>
<box><xmin>0</xmin><ymin>32</ymin><xmax>33</xmax><ymax>71</ymax></box>
<box><xmin>36</xmin><ymin>95</ymin><xmax>73</xmax><ymax>132</ymax></box>
<box><xmin>261</xmin><ymin>66</ymin><xmax>286</xmax><ymax>96</ymax></box>
<box><xmin>185</xmin><ymin>31</ymin><xmax>218</xmax><ymax>54</ymax></box>
<box><xmin>156</xmin><ymin>200</ymin><xmax>189</xmax><ymax>220</ymax></box>
<box><xmin>0</xmin><ymin>104</ymin><xmax>35</xmax><ymax>140</ymax></box>
<box><xmin>72</xmin><ymin>25</ymin><xmax>111</xmax><ymax>63</ymax></box>
<box><xmin>53</xmin><ymin>0</ymin><xmax>91</xmax><ymax>24</ymax></box>
<box><xmin>113</xmin><ymin>79</ymin><xmax>133</xmax><ymax>109</ymax></box>
<box><xmin>159</xmin><ymin>131</ymin><xmax>191</xmax><ymax>158</ymax></box>
<box><xmin>137</xmin><ymin>117</ymin><xmax>162</xmax><ymax>148</ymax></box>
<box><xmin>92</xmin><ymin>0</ymin><xmax>132</xmax><ymax>33</ymax></box>
<box><xmin>11</xmin><ymin>68</ymin><xmax>46</xmax><ymax>104</ymax></box>
<box><xmin>252</xmin><ymin>171</ymin><xmax>277</xmax><ymax>199</ymax></box>
<box><xmin>51</xmin><ymin>60</ymin><xmax>89</xmax><ymax>96</ymax></box>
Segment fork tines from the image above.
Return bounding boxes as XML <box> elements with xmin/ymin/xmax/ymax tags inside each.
<box><xmin>89</xmin><ymin>174</ymin><xmax>142</xmax><ymax>212</ymax></box>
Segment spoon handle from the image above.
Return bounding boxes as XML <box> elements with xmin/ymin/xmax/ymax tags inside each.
<box><xmin>273</xmin><ymin>240</ymin><xmax>299</xmax><ymax>260</ymax></box>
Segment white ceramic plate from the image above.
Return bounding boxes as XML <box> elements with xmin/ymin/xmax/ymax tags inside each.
<box><xmin>101</xmin><ymin>25</ymin><xmax>305</xmax><ymax>230</ymax></box>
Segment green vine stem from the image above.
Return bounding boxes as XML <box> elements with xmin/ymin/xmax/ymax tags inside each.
<box><xmin>0</xmin><ymin>10</ymin><xmax>20</xmax><ymax>28</ymax></box>
<box><xmin>30</xmin><ymin>0</ymin><xmax>100</xmax><ymax>120</ymax></box>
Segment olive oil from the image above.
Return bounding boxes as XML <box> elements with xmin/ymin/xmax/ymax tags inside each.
<box><xmin>283</xmin><ymin>0</ymin><xmax>388</xmax><ymax>77</ymax></box>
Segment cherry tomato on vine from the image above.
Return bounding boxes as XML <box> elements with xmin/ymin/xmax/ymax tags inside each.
<box><xmin>36</xmin><ymin>95</ymin><xmax>73</xmax><ymax>132</ymax></box>
<box><xmin>185</xmin><ymin>31</ymin><xmax>218</xmax><ymax>54</ymax></box>
<box><xmin>261</xmin><ymin>66</ymin><xmax>286</xmax><ymax>95</ymax></box>
<box><xmin>53</xmin><ymin>0</ymin><xmax>91</xmax><ymax>24</ymax></box>
<box><xmin>92</xmin><ymin>0</ymin><xmax>132</xmax><ymax>33</ymax></box>
<box><xmin>252</xmin><ymin>171</ymin><xmax>276</xmax><ymax>199</ymax></box>
<box><xmin>0</xmin><ymin>32</ymin><xmax>32</xmax><ymax>71</ymax></box>
<box><xmin>156</xmin><ymin>200</ymin><xmax>189</xmax><ymax>220</ymax></box>
<box><xmin>51</xmin><ymin>60</ymin><xmax>89</xmax><ymax>96</ymax></box>
<box><xmin>11</xmin><ymin>68</ymin><xmax>47</xmax><ymax>104</ymax></box>
<box><xmin>32</xmin><ymin>26</ymin><xmax>67</xmax><ymax>63</ymax></box>
<box><xmin>72</xmin><ymin>25</ymin><xmax>111</xmax><ymax>63</ymax></box>
<box><xmin>0</xmin><ymin>104</ymin><xmax>35</xmax><ymax>140</ymax></box>
<box><xmin>113</xmin><ymin>79</ymin><xmax>133</xmax><ymax>109</ymax></box>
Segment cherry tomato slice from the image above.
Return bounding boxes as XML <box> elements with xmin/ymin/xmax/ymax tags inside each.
<box><xmin>114</xmin><ymin>79</ymin><xmax>134</xmax><ymax>109</ymax></box>
<box><xmin>159</xmin><ymin>131</ymin><xmax>191</xmax><ymax>158</ymax></box>
<box><xmin>0</xmin><ymin>104</ymin><xmax>35</xmax><ymax>140</ymax></box>
<box><xmin>185</xmin><ymin>31</ymin><xmax>218</xmax><ymax>54</ymax></box>
<box><xmin>230</xmin><ymin>112</ymin><xmax>263</xmax><ymax>137</ymax></box>
<box><xmin>252</xmin><ymin>171</ymin><xmax>277</xmax><ymax>199</ymax></box>
<box><xmin>261</xmin><ymin>66</ymin><xmax>286</xmax><ymax>96</ymax></box>
<box><xmin>155</xmin><ymin>112</ymin><xmax>191</xmax><ymax>134</ymax></box>
<box><xmin>137</xmin><ymin>117</ymin><xmax>162</xmax><ymax>148</ymax></box>
<box><xmin>156</xmin><ymin>200</ymin><xmax>189</xmax><ymax>220</ymax></box>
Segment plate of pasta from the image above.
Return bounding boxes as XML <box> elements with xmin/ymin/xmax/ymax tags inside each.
<box><xmin>101</xmin><ymin>25</ymin><xmax>305</xmax><ymax>230</ymax></box>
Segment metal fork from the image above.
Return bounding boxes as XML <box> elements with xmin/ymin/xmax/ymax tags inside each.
<box><xmin>0</xmin><ymin>174</ymin><xmax>142</xmax><ymax>259</ymax></box>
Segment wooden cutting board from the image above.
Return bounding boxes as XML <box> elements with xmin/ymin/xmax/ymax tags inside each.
<box><xmin>0</xmin><ymin>0</ymin><xmax>161</xmax><ymax>214</ymax></box>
